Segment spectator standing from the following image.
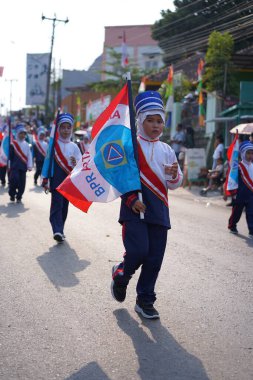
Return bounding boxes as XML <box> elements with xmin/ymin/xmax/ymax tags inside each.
<box><xmin>170</xmin><ymin>123</ymin><xmax>185</xmax><ymax>159</ymax></box>
<box><xmin>212</xmin><ymin>135</ymin><xmax>224</xmax><ymax>169</ymax></box>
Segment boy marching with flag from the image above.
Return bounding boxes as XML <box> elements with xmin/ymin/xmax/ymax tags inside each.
<box><xmin>42</xmin><ymin>113</ymin><xmax>82</xmax><ymax>242</ymax></box>
<box><xmin>227</xmin><ymin>139</ymin><xmax>253</xmax><ymax>237</ymax></box>
<box><xmin>8</xmin><ymin>124</ymin><xmax>33</xmax><ymax>203</ymax></box>
<box><xmin>0</xmin><ymin>124</ymin><xmax>9</xmax><ymax>186</ymax></box>
<box><xmin>57</xmin><ymin>80</ymin><xmax>183</xmax><ymax>318</ymax></box>
<box><xmin>111</xmin><ymin>90</ymin><xmax>183</xmax><ymax>319</ymax></box>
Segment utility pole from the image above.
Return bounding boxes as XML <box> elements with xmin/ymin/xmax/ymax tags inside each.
<box><xmin>5</xmin><ymin>78</ymin><xmax>18</xmax><ymax>115</ymax></box>
<box><xmin>42</xmin><ymin>13</ymin><xmax>69</xmax><ymax>123</ymax></box>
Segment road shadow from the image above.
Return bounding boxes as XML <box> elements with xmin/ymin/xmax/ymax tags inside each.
<box><xmin>114</xmin><ymin>309</ymin><xmax>209</xmax><ymax>380</ymax></box>
<box><xmin>29</xmin><ymin>185</ymin><xmax>44</xmax><ymax>193</ymax></box>
<box><xmin>0</xmin><ymin>185</ymin><xmax>8</xmax><ymax>194</ymax></box>
<box><xmin>0</xmin><ymin>202</ymin><xmax>29</xmax><ymax>218</ymax></box>
<box><xmin>234</xmin><ymin>233</ymin><xmax>253</xmax><ymax>248</ymax></box>
<box><xmin>37</xmin><ymin>241</ymin><xmax>90</xmax><ymax>291</ymax></box>
<box><xmin>64</xmin><ymin>361</ymin><xmax>110</xmax><ymax>380</ymax></box>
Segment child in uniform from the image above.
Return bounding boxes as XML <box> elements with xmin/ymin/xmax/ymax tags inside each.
<box><xmin>228</xmin><ymin>141</ymin><xmax>253</xmax><ymax>237</ymax></box>
<box><xmin>111</xmin><ymin>91</ymin><xmax>183</xmax><ymax>319</ymax></box>
<box><xmin>0</xmin><ymin>124</ymin><xmax>8</xmax><ymax>186</ymax></box>
<box><xmin>33</xmin><ymin>126</ymin><xmax>48</xmax><ymax>185</ymax></box>
<box><xmin>42</xmin><ymin>113</ymin><xmax>82</xmax><ymax>242</ymax></box>
<box><xmin>8</xmin><ymin>124</ymin><xmax>33</xmax><ymax>203</ymax></box>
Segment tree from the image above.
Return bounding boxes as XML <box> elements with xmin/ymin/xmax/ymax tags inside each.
<box><xmin>204</xmin><ymin>31</ymin><xmax>239</xmax><ymax>97</ymax></box>
<box><xmin>90</xmin><ymin>48</ymin><xmax>157</xmax><ymax>98</ymax></box>
<box><xmin>152</xmin><ymin>0</ymin><xmax>253</xmax><ymax>65</ymax></box>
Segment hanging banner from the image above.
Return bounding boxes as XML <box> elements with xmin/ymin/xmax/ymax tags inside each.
<box><xmin>26</xmin><ymin>53</ymin><xmax>50</xmax><ymax>106</ymax></box>
<box><xmin>185</xmin><ymin>148</ymin><xmax>206</xmax><ymax>181</ymax></box>
<box><xmin>86</xmin><ymin>95</ymin><xmax>111</xmax><ymax>122</ymax></box>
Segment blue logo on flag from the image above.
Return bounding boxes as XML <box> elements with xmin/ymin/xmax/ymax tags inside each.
<box><xmin>104</xmin><ymin>143</ymin><xmax>124</xmax><ymax>165</ymax></box>
<box><xmin>102</xmin><ymin>141</ymin><xmax>127</xmax><ymax>168</ymax></box>
<box><xmin>94</xmin><ymin>124</ymin><xmax>140</xmax><ymax>194</ymax></box>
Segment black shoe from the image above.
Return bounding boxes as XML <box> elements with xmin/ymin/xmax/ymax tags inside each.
<box><xmin>10</xmin><ymin>196</ymin><xmax>15</xmax><ymax>202</ymax></box>
<box><xmin>249</xmin><ymin>232</ymin><xmax>253</xmax><ymax>239</ymax></box>
<box><xmin>53</xmin><ymin>232</ymin><xmax>65</xmax><ymax>242</ymax></box>
<box><xmin>16</xmin><ymin>198</ymin><xmax>22</xmax><ymax>203</ymax></box>
<box><xmin>135</xmin><ymin>301</ymin><xmax>160</xmax><ymax>319</ymax></box>
<box><xmin>200</xmin><ymin>189</ymin><xmax>207</xmax><ymax>196</ymax></box>
<box><xmin>111</xmin><ymin>264</ymin><xmax>127</xmax><ymax>303</ymax></box>
<box><xmin>229</xmin><ymin>227</ymin><xmax>238</xmax><ymax>235</ymax></box>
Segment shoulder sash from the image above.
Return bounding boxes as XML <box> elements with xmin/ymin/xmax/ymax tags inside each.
<box><xmin>33</xmin><ymin>134</ymin><xmax>47</xmax><ymax>157</ymax></box>
<box><xmin>12</xmin><ymin>140</ymin><xmax>28</xmax><ymax>165</ymax></box>
<box><xmin>239</xmin><ymin>162</ymin><xmax>253</xmax><ymax>192</ymax></box>
<box><xmin>54</xmin><ymin>141</ymin><xmax>73</xmax><ymax>174</ymax></box>
<box><xmin>138</xmin><ymin>141</ymin><xmax>168</xmax><ymax>207</ymax></box>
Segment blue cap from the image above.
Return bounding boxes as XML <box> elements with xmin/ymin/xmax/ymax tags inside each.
<box><xmin>57</xmin><ymin>113</ymin><xmax>74</xmax><ymax>127</ymax></box>
<box><xmin>15</xmin><ymin>124</ymin><xmax>27</xmax><ymax>135</ymax></box>
<box><xmin>134</xmin><ymin>91</ymin><xmax>164</xmax><ymax>116</ymax></box>
<box><xmin>37</xmin><ymin>126</ymin><xmax>46</xmax><ymax>136</ymax></box>
<box><xmin>239</xmin><ymin>141</ymin><xmax>253</xmax><ymax>155</ymax></box>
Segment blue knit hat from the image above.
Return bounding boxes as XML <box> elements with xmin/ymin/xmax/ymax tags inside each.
<box><xmin>134</xmin><ymin>91</ymin><xmax>164</xmax><ymax>116</ymax></box>
<box><xmin>37</xmin><ymin>126</ymin><xmax>46</xmax><ymax>137</ymax></box>
<box><xmin>239</xmin><ymin>141</ymin><xmax>253</xmax><ymax>155</ymax></box>
<box><xmin>15</xmin><ymin>124</ymin><xmax>27</xmax><ymax>135</ymax></box>
<box><xmin>57</xmin><ymin>113</ymin><xmax>74</xmax><ymax>127</ymax></box>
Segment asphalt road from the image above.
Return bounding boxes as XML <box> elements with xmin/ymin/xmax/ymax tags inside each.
<box><xmin>0</xmin><ymin>172</ymin><xmax>252</xmax><ymax>380</ymax></box>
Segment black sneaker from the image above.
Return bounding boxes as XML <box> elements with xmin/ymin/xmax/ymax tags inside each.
<box><xmin>10</xmin><ymin>196</ymin><xmax>15</xmax><ymax>202</ymax></box>
<box><xmin>135</xmin><ymin>301</ymin><xmax>160</xmax><ymax>319</ymax></box>
<box><xmin>111</xmin><ymin>264</ymin><xmax>127</xmax><ymax>303</ymax></box>
<box><xmin>229</xmin><ymin>227</ymin><xmax>238</xmax><ymax>234</ymax></box>
<box><xmin>53</xmin><ymin>232</ymin><xmax>65</xmax><ymax>243</ymax></box>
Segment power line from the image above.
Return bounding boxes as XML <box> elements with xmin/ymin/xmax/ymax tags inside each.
<box><xmin>159</xmin><ymin>2</ymin><xmax>253</xmax><ymax>49</ymax></box>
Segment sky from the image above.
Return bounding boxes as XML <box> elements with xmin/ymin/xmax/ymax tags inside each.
<box><xmin>0</xmin><ymin>0</ymin><xmax>175</xmax><ymax>113</ymax></box>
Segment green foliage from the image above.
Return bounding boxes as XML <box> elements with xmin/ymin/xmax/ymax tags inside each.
<box><xmin>204</xmin><ymin>31</ymin><xmax>239</xmax><ymax>96</ymax></box>
<box><xmin>152</xmin><ymin>0</ymin><xmax>253</xmax><ymax>64</ymax></box>
<box><xmin>89</xmin><ymin>47</ymin><xmax>158</xmax><ymax>98</ymax></box>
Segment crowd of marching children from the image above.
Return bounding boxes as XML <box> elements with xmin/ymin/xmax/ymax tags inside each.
<box><xmin>0</xmin><ymin>90</ymin><xmax>253</xmax><ymax>319</ymax></box>
<box><xmin>0</xmin><ymin>115</ymin><xmax>91</xmax><ymax>242</ymax></box>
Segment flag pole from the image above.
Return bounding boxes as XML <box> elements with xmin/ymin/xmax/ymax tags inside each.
<box><xmin>124</xmin><ymin>72</ymin><xmax>144</xmax><ymax>219</ymax></box>
<box><xmin>47</xmin><ymin>108</ymin><xmax>61</xmax><ymax>181</ymax></box>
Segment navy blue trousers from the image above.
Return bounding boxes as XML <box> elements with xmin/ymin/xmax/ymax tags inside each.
<box><xmin>8</xmin><ymin>169</ymin><xmax>26</xmax><ymax>200</ymax></box>
<box><xmin>0</xmin><ymin>166</ymin><xmax>7</xmax><ymax>185</ymax></box>
<box><xmin>116</xmin><ymin>220</ymin><xmax>168</xmax><ymax>304</ymax></box>
<box><xmin>49</xmin><ymin>189</ymin><xmax>69</xmax><ymax>234</ymax></box>
<box><xmin>229</xmin><ymin>198</ymin><xmax>253</xmax><ymax>233</ymax></box>
<box><xmin>34</xmin><ymin>161</ymin><xmax>43</xmax><ymax>184</ymax></box>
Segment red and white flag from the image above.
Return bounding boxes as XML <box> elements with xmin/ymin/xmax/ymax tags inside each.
<box><xmin>57</xmin><ymin>84</ymin><xmax>141</xmax><ymax>213</ymax></box>
<box><xmin>225</xmin><ymin>132</ymin><xmax>239</xmax><ymax>196</ymax></box>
